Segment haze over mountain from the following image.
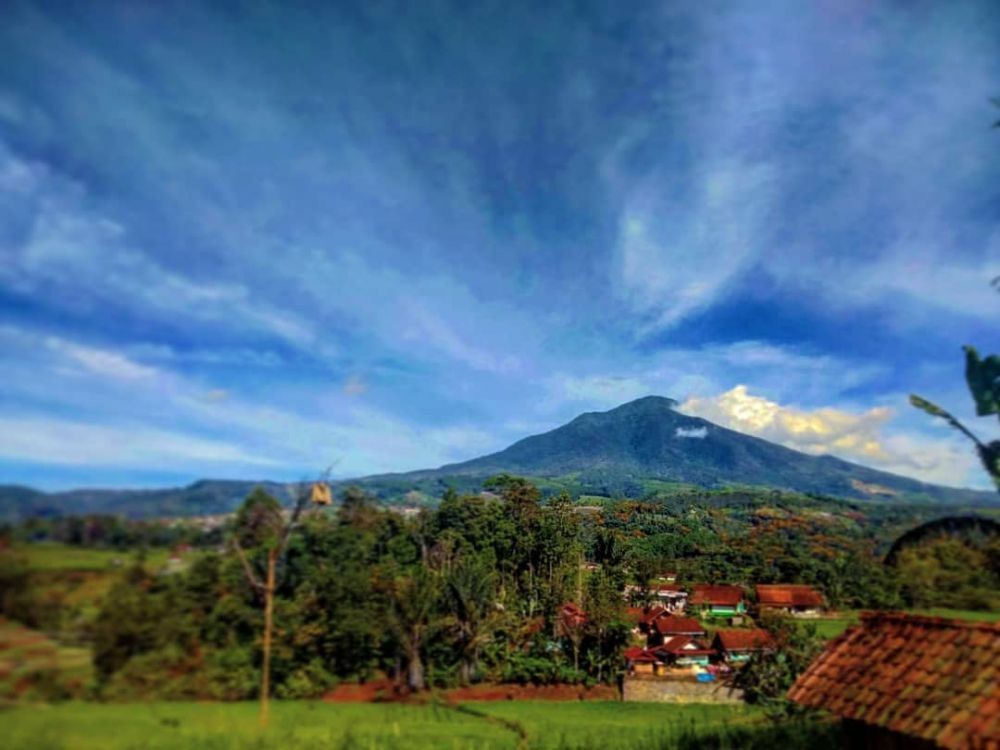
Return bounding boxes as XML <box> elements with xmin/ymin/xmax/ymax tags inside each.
<box><xmin>2</xmin><ymin>396</ymin><xmax>994</xmax><ymax>521</ymax></box>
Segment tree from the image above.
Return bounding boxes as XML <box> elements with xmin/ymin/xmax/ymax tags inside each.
<box><xmin>230</xmin><ymin>484</ymin><xmax>313</xmax><ymax>728</ymax></box>
<box><xmin>910</xmin><ymin>345</ymin><xmax>999</xmax><ymax>492</ymax></box>
<box><xmin>386</xmin><ymin>567</ymin><xmax>441</xmax><ymax>691</ymax></box>
<box><xmin>734</xmin><ymin>613</ymin><xmax>825</xmax><ymax>717</ymax></box>
<box><xmin>443</xmin><ymin>555</ymin><xmax>498</xmax><ymax>685</ymax></box>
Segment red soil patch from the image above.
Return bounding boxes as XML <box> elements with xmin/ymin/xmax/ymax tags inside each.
<box><xmin>443</xmin><ymin>683</ymin><xmax>618</xmax><ymax>702</ymax></box>
<box><xmin>322</xmin><ymin>679</ymin><xmax>409</xmax><ymax>703</ymax></box>
<box><xmin>322</xmin><ymin>680</ymin><xmax>618</xmax><ymax>703</ymax></box>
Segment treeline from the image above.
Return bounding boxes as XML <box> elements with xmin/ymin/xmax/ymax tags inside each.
<box><xmin>88</xmin><ymin>478</ymin><xmax>628</xmax><ymax>699</ymax></box>
<box><xmin>5</xmin><ymin>514</ymin><xmax>223</xmax><ymax>549</ymax></box>
<box><xmin>4</xmin><ymin>477</ymin><xmax>996</xmax><ymax>701</ymax></box>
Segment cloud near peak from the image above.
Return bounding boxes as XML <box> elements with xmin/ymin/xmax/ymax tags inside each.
<box><xmin>680</xmin><ymin>385</ymin><xmax>979</xmax><ymax>487</ymax></box>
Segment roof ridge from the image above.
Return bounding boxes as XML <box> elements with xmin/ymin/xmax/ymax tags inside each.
<box><xmin>859</xmin><ymin>610</ymin><xmax>1000</xmax><ymax>631</ymax></box>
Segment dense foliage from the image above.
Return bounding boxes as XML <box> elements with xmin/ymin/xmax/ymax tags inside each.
<box><xmin>2</xmin><ymin>478</ymin><xmax>997</xmax><ymax>701</ymax></box>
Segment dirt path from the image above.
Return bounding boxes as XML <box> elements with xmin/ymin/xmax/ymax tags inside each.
<box><xmin>446</xmin><ymin>701</ymin><xmax>530</xmax><ymax>750</ymax></box>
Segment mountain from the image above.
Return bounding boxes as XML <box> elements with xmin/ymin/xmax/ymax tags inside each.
<box><xmin>345</xmin><ymin>396</ymin><xmax>997</xmax><ymax>505</ymax></box>
<box><xmin>2</xmin><ymin>396</ymin><xmax>995</xmax><ymax>520</ymax></box>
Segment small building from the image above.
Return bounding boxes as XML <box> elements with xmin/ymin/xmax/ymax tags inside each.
<box><xmin>711</xmin><ymin>629</ymin><xmax>774</xmax><ymax>664</ymax></box>
<box><xmin>646</xmin><ymin>614</ymin><xmax>707</xmax><ymax>648</ymax></box>
<box><xmin>756</xmin><ymin>584</ymin><xmax>824</xmax><ymax>617</ymax></box>
<box><xmin>651</xmin><ymin>583</ymin><xmax>688</xmax><ymax>612</ymax></box>
<box><xmin>653</xmin><ymin>635</ymin><xmax>715</xmax><ymax>669</ymax></box>
<box><xmin>624</xmin><ymin>646</ymin><xmax>661</xmax><ymax>675</ymax></box>
<box><xmin>689</xmin><ymin>584</ymin><xmax>746</xmax><ymax>618</ymax></box>
<box><xmin>789</xmin><ymin>612</ymin><xmax>1000</xmax><ymax>750</ymax></box>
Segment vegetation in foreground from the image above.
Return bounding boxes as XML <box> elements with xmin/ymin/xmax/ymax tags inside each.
<box><xmin>0</xmin><ymin>700</ymin><xmax>844</xmax><ymax>750</ymax></box>
<box><xmin>1</xmin><ymin>475</ymin><xmax>997</xmax><ymax>706</ymax></box>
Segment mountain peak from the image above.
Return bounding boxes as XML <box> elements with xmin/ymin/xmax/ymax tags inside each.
<box><xmin>611</xmin><ymin>395</ymin><xmax>679</xmax><ymax>412</ymax></box>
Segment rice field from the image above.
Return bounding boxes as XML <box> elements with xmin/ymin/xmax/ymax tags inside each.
<box><xmin>0</xmin><ymin>700</ymin><xmax>788</xmax><ymax>750</ymax></box>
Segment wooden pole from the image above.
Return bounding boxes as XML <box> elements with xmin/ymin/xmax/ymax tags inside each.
<box><xmin>260</xmin><ymin>548</ymin><xmax>277</xmax><ymax>729</ymax></box>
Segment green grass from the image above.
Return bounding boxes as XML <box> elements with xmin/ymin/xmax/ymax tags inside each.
<box><xmin>14</xmin><ymin>544</ymin><xmax>170</xmax><ymax>572</ymax></box>
<box><xmin>0</xmin><ymin>701</ymin><xmax>772</xmax><ymax>750</ymax></box>
<box><xmin>798</xmin><ymin>608</ymin><xmax>999</xmax><ymax>641</ymax></box>
<box><xmin>476</xmin><ymin>701</ymin><xmax>763</xmax><ymax>748</ymax></box>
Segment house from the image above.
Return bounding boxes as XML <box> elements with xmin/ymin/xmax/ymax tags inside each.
<box><xmin>689</xmin><ymin>584</ymin><xmax>746</xmax><ymax>618</ymax></box>
<box><xmin>756</xmin><ymin>584</ymin><xmax>824</xmax><ymax>617</ymax></box>
<box><xmin>656</xmin><ymin>571</ymin><xmax>678</xmax><ymax>583</ymax></box>
<box><xmin>651</xmin><ymin>583</ymin><xmax>688</xmax><ymax>612</ymax></box>
<box><xmin>653</xmin><ymin>635</ymin><xmax>715</xmax><ymax>669</ymax></box>
<box><xmin>645</xmin><ymin>613</ymin><xmax>706</xmax><ymax>648</ymax></box>
<box><xmin>622</xmin><ymin>583</ymin><xmax>687</xmax><ymax>611</ymax></box>
<box><xmin>789</xmin><ymin>612</ymin><xmax>1000</xmax><ymax>750</ymax></box>
<box><xmin>623</xmin><ymin>646</ymin><xmax>661</xmax><ymax>675</ymax></box>
<box><xmin>711</xmin><ymin>629</ymin><xmax>773</xmax><ymax>664</ymax></box>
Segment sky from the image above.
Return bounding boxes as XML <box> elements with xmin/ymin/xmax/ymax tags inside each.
<box><xmin>0</xmin><ymin>0</ymin><xmax>997</xmax><ymax>491</ymax></box>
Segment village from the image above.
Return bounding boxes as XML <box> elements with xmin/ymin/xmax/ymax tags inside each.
<box><xmin>564</xmin><ymin>575</ymin><xmax>828</xmax><ymax>697</ymax></box>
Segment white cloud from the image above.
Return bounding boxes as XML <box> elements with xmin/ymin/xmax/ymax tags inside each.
<box><xmin>680</xmin><ymin>385</ymin><xmax>982</xmax><ymax>487</ymax></box>
<box><xmin>44</xmin><ymin>337</ymin><xmax>159</xmax><ymax>381</ymax></box>
<box><xmin>0</xmin><ymin>416</ymin><xmax>278</xmax><ymax>468</ymax></box>
<box><xmin>614</xmin><ymin>160</ymin><xmax>776</xmax><ymax>331</ymax></box>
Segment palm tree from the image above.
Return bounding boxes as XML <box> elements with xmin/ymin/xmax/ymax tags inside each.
<box><xmin>388</xmin><ymin>568</ymin><xmax>441</xmax><ymax>691</ymax></box>
<box><xmin>444</xmin><ymin>557</ymin><xmax>498</xmax><ymax>685</ymax></box>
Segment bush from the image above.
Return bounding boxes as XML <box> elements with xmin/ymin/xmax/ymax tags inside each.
<box><xmin>275</xmin><ymin>659</ymin><xmax>336</xmax><ymax>699</ymax></box>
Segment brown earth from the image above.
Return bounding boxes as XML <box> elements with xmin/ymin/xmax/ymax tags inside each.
<box><xmin>322</xmin><ymin>679</ymin><xmax>618</xmax><ymax>703</ymax></box>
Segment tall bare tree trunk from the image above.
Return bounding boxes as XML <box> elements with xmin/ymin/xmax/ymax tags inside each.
<box><xmin>260</xmin><ymin>548</ymin><xmax>277</xmax><ymax>729</ymax></box>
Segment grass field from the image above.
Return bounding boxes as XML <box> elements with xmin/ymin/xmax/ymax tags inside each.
<box><xmin>796</xmin><ymin>608</ymin><xmax>999</xmax><ymax>641</ymax></box>
<box><xmin>0</xmin><ymin>620</ymin><xmax>93</xmax><ymax>702</ymax></box>
<box><xmin>0</xmin><ymin>701</ymin><xmax>779</xmax><ymax>750</ymax></box>
<box><xmin>13</xmin><ymin>544</ymin><xmax>170</xmax><ymax>572</ymax></box>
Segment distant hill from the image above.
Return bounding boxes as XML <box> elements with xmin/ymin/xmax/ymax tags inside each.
<box><xmin>2</xmin><ymin>396</ymin><xmax>996</xmax><ymax>520</ymax></box>
<box><xmin>0</xmin><ymin>480</ymin><xmax>294</xmax><ymax>522</ymax></box>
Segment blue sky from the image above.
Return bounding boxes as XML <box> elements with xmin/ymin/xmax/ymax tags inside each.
<box><xmin>0</xmin><ymin>0</ymin><xmax>997</xmax><ymax>491</ymax></box>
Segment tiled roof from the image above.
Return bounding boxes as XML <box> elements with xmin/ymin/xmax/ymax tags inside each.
<box><xmin>713</xmin><ymin>628</ymin><xmax>774</xmax><ymax>652</ymax></box>
<box><xmin>652</xmin><ymin>583</ymin><xmax>685</xmax><ymax>593</ymax></box>
<box><xmin>756</xmin><ymin>584</ymin><xmax>824</xmax><ymax>608</ymax></box>
<box><xmin>655</xmin><ymin>635</ymin><xmax>715</xmax><ymax>657</ymax></box>
<box><xmin>624</xmin><ymin>646</ymin><xmax>659</xmax><ymax>663</ymax></box>
<box><xmin>639</xmin><ymin>605</ymin><xmax>668</xmax><ymax>625</ymax></box>
<box><xmin>651</xmin><ymin>614</ymin><xmax>706</xmax><ymax>635</ymax></box>
<box><xmin>788</xmin><ymin>612</ymin><xmax>1000</xmax><ymax>750</ymax></box>
<box><xmin>690</xmin><ymin>584</ymin><xmax>744</xmax><ymax>606</ymax></box>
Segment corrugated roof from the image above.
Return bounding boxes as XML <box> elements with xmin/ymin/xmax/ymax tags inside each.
<box><xmin>757</xmin><ymin>584</ymin><xmax>824</xmax><ymax>608</ymax></box>
<box><xmin>788</xmin><ymin>612</ymin><xmax>1000</xmax><ymax>750</ymax></box>
<box><xmin>690</xmin><ymin>584</ymin><xmax>745</xmax><ymax>606</ymax></box>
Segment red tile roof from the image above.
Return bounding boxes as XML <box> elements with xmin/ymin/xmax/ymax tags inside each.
<box><xmin>788</xmin><ymin>612</ymin><xmax>1000</xmax><ymax>750</ymax></box>
<box><xmin>639</xmin><ymin>605</ymin><xmax>668</xmax><ymax>625</ymax></box>
<box><xmin>655</xmin><ymin>635</ymin><xmax>715</xmax><ymax>657</ymax></box>
<box><xmin>713</xmin><ymin>628</ymin><xmax>774</xmax><ymax>652</ymax></box>
<box><xmin>652</xmin><ymin>614</ymin><xmax>706</xmax><ymax>636</ymax></box>
<box><xmin>756</xmin><ymin>584</ymin><xmax>824</xmax><ymax>608</ymax></box>
<box><xmin>652</xmin><ymin>583</ymin><xmax>685</xmax><ymax>593</ymax></box>
<box><xmin>689</xmin><ymin>584</ymin><xmax>744</xmax><ymax>607</ymax></box>
<box><xmin>624</xmin><ymin>646</ymin><xmax>659</xmax><ymax>663</ymax></box>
